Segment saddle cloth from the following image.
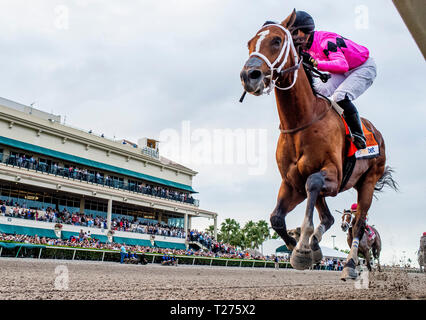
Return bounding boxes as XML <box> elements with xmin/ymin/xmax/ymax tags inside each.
<box><xmin>324</xmin><ymin>98</ymin><xmax>380</xmax><ymax>159</ymax></box>
<box><xmin>342</xmin><ymin>117</ymin><xmax>380</xmax><ymax>159</ymax></box>
<box><xmin>365</xmin><ymin>225</ymin><xmax>376</xmax><ymax>241</ymax></box>
<box><xmin>326</xmin><ymin>98</ymin><xmax>380</xmax><ymax>191</ymax></box>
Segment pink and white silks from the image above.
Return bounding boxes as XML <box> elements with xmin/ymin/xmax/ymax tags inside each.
<box><xmin>304</xmin><ymin>31</ymin><xmax>377</xmax><ymax>102</ymax></box>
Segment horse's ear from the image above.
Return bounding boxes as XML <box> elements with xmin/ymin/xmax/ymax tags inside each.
<box><xmin>281</xmin><ymin>9</ymin><xmax>297</xmax><ymax>29</ymax></box>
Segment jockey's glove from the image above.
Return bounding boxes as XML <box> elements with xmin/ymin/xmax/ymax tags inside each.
<box><xmin>301</xmin><ymin>51</ymin><xmax>317</xmax><ymax>68</ymax></box>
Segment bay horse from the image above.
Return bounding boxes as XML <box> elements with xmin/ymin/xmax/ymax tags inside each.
<box><xmin>240</xmin><ymin>10</ymin><xmax>397</xmax><ymax>280</ymax></box>
<box><xmin>341</xmin><ymin>210</ymin><xmax>382</xmax><ymax>272</ymax></box>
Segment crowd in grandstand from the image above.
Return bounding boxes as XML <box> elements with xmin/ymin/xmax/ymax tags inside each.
<box><xmin>4</xmin><ymin>153</ymin><xmax>196</xmax><ymax>205</ymax></box>
<box><xmin>188</xmin><ymin>229</ymin><xmax>242</xmax><ymax>258</ymax></box>
<box><xmin>0</xmin><ymin>232</ymin><xmax>268</xmax><ymax>261</ymax></box>
<box><xmin>0</xmin><ymin>200</ymin><xmax>345</xmax><ymax>268</ymax></box>
<box><xmin>1</xmin><ymin>201</ymin><xmax>186</xmax><ymax>238</ymax></box>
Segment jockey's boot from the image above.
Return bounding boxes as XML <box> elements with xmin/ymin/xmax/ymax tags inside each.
<box><xmin>337</xmin><ymin>96</ymin><xmax>367</xmax><ymax>150</ymax></box>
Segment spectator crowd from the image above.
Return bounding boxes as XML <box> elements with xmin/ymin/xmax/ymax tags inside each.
<box><xmin>1</xmin><ymin>201</ymin><xmax>185</xmax><ymax>239</ymax></box>
<box><xmin>4</xmin><ymin>154</ymin><xmax>197</xmax><ymax>205</ymax></box>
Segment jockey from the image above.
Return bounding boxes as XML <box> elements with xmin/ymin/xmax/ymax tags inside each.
<box><xmin>292</xmin><ymin>10</ymin><xmax>377</xmax><ymax>150</ymax></box>
<box><xmin>349</xmin><ymin>203</ymin><xmax>374</xmax><ymax>238</ymax></box>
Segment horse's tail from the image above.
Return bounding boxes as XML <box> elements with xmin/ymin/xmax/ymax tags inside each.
<box><xmin>374</xmin><ymin>166</ymin><xmax>399</xmax><ymax>195</ymax></box>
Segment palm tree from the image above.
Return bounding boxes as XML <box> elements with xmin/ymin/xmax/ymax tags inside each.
<box><xmin>255</xmin><ymin>220</ymin><xmax>271</xmax><ymax>252</ymax></box>
<box><xmin>220</xmin><ymin>218</ymin><xmax>241</xmax><ymax>244</ymax></box>
<box><xmin>205</xmin><ymin>225</ymin><xmax>217</xmax><ymax>240</ymax></box>
<box><xmin>242</xmin><ymin>220</ymin><xmax>257</xmax><ymax>249</ymax></box>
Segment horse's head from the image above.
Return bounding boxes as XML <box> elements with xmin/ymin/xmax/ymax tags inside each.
<box><xmin>240</xmin><ymin>10</ymin><xmax>300</xmax><ymax>96</ymax></box>
<box><xmin>341</xmin><ymin>211</ymin><xmax>353</xmax><ymax>233</ymax></box>
<box><xmin>287</xmin><ymin>227</ymin><xmax>301</xmax><ymax>243</ymax></box>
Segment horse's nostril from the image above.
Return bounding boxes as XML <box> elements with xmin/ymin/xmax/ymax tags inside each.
<box><xmin>248</xmin><ymin>69</ymin><xmax>262</xmax><ymax>80</ymax></box>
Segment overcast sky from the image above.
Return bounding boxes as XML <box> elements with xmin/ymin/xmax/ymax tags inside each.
<box><xmin>0</xmin><ymin>0</ymin><xmax>424</xmax><ymax>266</ymax></box>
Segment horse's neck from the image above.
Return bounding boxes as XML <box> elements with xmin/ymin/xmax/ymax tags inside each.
<box><xmin>274</xmin><ymin>68</ymin><xmax>325</xmax><ymax>132</ymax></box>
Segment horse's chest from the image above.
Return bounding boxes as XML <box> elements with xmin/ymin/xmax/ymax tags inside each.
<box><xmin>277</xmin><ymin>140</ymin><xmax>322</xmax><ymax>190</ymax></box>
<box><xmin>278</xmin><ymin>159</ymin><xmax>307</xmax><ymax>192</ymax></box>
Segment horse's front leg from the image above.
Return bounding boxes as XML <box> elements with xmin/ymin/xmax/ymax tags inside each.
<box><xmin>291</xmin><ymin>168</ymin><xmax>338</xmax><ymax>270</ymax></box>
<box><xmin>270</xmin><ymin>181</ymin><xmax>305</xmax><ymax>251</ymax></box>
<box><xmin>309</xmin><ymin>196</ymin><xmax>335</xmax><ymax>264</ymax></box>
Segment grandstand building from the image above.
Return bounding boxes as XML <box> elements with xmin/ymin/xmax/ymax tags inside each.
<box><xmin>0</xmin><ymin>97</ymin><xmax>217</xmax><ymax>250</ymax></box>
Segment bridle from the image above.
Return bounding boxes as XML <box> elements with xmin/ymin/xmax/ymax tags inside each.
<box><xmin>341</xmin><ymin>211</ymin><xmax>353</xmax><ymax>232</ymax></box>
<box><xmin>240</xmin><ymin>22</ymin><xmax>334</xmax><ymax>134</ymax></box>
<box><xmin>249</xmin><ymin>24</ymin><xmax>302</xmax><ymax>94</ymax></box>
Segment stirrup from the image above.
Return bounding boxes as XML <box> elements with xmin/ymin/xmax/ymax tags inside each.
<box><xmin>352</xmin><ymin>133</ymin><xmax>367</xmax><ymax>150</ymax></box>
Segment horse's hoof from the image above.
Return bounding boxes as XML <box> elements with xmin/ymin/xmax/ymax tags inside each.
<box><xmin>290</xmin><ymin>249</ymin><xmax>312</xmax><ymax>270</ymax></box>
<box><xmin>312</xmin><ymin>248</ymin><xmax>323</xmax><ymax>264</ymax></box>
<box><xmin>340</xmin><ymin>267</ymin><xmax>358</xmax><ymax>281</ymax></box>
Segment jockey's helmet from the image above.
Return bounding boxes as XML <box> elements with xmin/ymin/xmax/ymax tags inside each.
<box><xmin>350</xmin><ymin>203</ymin><xmax>358</xmax><ymax>211</ymax></box>
<box><xmin>293</xmin><ymin>11</ymin><xmax>315</xmax><ymax>34</ymax></box>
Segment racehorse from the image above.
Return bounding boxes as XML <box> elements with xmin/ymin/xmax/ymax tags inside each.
<box><xmin>239</xmin><ymin>10</ymin><xmax>397</xmax><ymax>280</ymax></box>
<box><xmin>341</xmin><ymin>211</ymin><xmax>382</xmax><ymax>272</ymax></box>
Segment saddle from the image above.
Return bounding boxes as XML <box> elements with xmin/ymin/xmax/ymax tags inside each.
<box><xmin>323</xmin><ymin>98</ymin><xmax>380</xmax><ymax>191</ymax></box>
<box><xmin>365</xmin><ymin>225</ymin><xmax>376</xmax><ymax>241</ymax></box>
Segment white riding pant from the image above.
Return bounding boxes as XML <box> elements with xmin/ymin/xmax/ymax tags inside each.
<box><xmin>313</xmin><ymin>57</ymin><xmax>377</xmax><ymax>102</ymax></box>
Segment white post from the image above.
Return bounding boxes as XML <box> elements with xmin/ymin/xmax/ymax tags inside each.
<box><xmin>107</xmin><ymin>198</ymin><xmax>112</xmax><ymax>230</ymax></box>
<box><xmin>213</xmin><ymin>214</ymin><xmax>218</xmax><ymax>240</ymax></box>
<box><xmin>184</xmin><ymin>213</ymin><xmax>188</xmax><ymax>249</ymax></box>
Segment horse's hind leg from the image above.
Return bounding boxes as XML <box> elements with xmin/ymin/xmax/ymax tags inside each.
<box><xmin>365</xmin><ymin>249</ymin><xmax>372</xmax><ymax>272</ymax></box>
<box><xmin>309</xmin><ymin>196</ymin><xmax>335</xmax><ymax>264</ymax></box>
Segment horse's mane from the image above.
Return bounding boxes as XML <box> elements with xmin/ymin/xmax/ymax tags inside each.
<box><xmin>301</xmin><ymin>64</ymin><xmax>318</xmax><ymax>95</ymax></box>
<box><xmin>291</xmin><ymin>32</ymin><xmax>318</xmax><ymax>95</ymax></box>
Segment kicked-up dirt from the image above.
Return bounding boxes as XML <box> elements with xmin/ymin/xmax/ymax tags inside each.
<box><xmin>0</xmin><ymin>258</ymin><xmax>424</xmax><ymax>300</ymax></box>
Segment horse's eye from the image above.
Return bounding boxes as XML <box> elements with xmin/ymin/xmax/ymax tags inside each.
<box><xmin>271</xmin><ymin>37</ymin><xmax>282</xmax><ymax>47</ymax></box>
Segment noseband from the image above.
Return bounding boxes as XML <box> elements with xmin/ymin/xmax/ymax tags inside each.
<box><xmin>249</xmin><ymin>24</ymin><xmax>301</xmax><ymax>94</ymax></box>
<box><xmin>341</xmin><ymin>212</ymin><xmax>353</xmax><ymax>231</ymax></box>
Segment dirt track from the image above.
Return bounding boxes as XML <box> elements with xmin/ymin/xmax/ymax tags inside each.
<box><xmin>0</xmin><ymin>258</ymin><xmax>424</xmax><ymax>300</ymax></box>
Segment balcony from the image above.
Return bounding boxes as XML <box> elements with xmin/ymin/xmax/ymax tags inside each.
<box><xmin>0</xmin><ymin>154</ymin><xmax>199</xmax><ymax>207</ymax></box>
